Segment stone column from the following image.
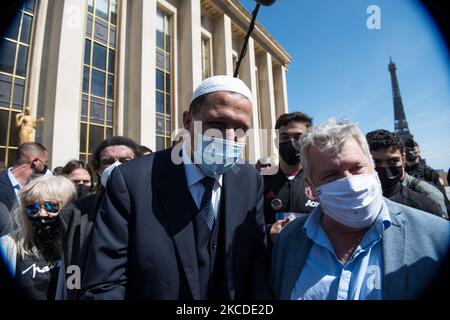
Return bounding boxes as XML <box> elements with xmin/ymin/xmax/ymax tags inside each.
<box><xmin>122</xmin><ymin>0</ymin><xmax>156</xmax><ymax>150</ymax></box>
<box><xmin>115</xmin><ymin>0</ymin><xmax>127</xmax><ymax>136</ymax></box>
<box><xmin>177</xmin><ymin>0</ymin><xmax>202</xmax><ymax>116</ymax></box>
<box><xmin>213</xmin><ymin>13</ymin><xmax>233</xmax><ymax>76</ymax></box>
<box><xmin>36</xmin><ymin>0</ymin><xmax>87</xmax><ymax>167</ymax></box>
<box><xmin>257</xmin><ymin>51</ymin><xmax>276</xmax><ymax>158</ymax></box>
<box><xmin>26</xmin><ymin>0</ymin><xmax>48</xmax><ymax>119</ymax></box>
<box><xmin>273</xmin><ymin>64</ymin><xmax>289</xmax><ymax>116</ymax></box>
<box><xmin>239</xmin><ymin>37</ymin><xmax>260</xmax><ymax>164</ymax></box>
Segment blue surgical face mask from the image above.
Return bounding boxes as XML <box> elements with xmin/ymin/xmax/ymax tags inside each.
<box><xmin>193</xmin><ymin>132</ymin><xmax>245</xmax><ymax>177</ymax></box>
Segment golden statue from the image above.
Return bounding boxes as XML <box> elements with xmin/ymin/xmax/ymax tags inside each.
<box><xmin>15</xmin><ymin>106</ymin><xmax>45</xmax><ymax>145</ymax></box>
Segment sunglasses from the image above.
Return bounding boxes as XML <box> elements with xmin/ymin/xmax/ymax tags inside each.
<box><xmin>25</xmin><ymin>201</ymin><xmax>61</xmax><ymax>217</ymax></box>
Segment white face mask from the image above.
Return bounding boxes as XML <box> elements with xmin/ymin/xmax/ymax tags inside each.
<box><xmin>316</xmin><ymin>172</ymin><xmax>383</xmax><ymax>229</ymax></box>
<box><xmin>100</xmin><ymin>161</ymin><xmax>121</xmax><ymax>188</ymax></box>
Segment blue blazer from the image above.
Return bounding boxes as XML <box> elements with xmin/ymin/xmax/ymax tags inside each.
<box><xmin>80</xmin><ymin>148</ymin><xmax>271</xmax><ymax>300</ymax></box>
<box><xmin>271</xmin><ymin>198</ymin><xmax>450</xmax><ymax>300</ymax></box>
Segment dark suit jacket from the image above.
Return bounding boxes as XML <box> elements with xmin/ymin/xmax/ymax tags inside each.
<box><xmin>0</xmin><ymin>171</ymin><xmax>17</xmax><ymax>212</ymax></box>
<box><xmin>56</xmin><ymin>192</ymin><xmax>103</xmax><ymax>299</ymax></box>
<box><xmin>271</xmin><ymin>198</ymin><xmax>450</xmax><ymax>300</ymax></box>
<box><xmin>0</xmin><ymin>202</ymin><xmax>11</xmax><ymax>237</ymax></box>
<box><xmin>80</xmin><ymin>148</ymin><xmax>271</xmax><ymax>300</ymax></box>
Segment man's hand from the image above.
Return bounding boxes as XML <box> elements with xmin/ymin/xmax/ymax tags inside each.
<box><xmin>269</xmin><ymin>215</ymin><xmax>296</xmax><ymax>244</ymax></box>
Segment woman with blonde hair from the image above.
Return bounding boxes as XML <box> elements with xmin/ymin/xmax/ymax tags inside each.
<box><xmin>0</xmin><ymin>175</ymin><xmax>76</xmax><ymax>299</ymax></box>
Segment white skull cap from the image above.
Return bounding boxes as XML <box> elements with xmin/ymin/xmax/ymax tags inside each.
<box><xmin>191</xmin><ymin>75</ymin><xmax>253</xmax><ymax>103</ymax></box>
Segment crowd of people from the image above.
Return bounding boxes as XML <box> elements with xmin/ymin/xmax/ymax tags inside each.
<box><xmin>0</xmin><ymin>75</ymin><xmax>449</xmax><ymax>300</ymax></box>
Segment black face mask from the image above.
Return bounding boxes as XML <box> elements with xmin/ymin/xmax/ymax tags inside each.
<box><xmin>29</xmin><ymin>216</ymin><xmax>60</xmax><ymax>246</ymax></box>
<box><xmin>76</xmin><ymin>184</ymin><xmax>92</xmax><ymax>199</ymax></box>
<box><xmin>32</xmin><ymin>162</ymin><xmax>48</xmax><ymax>179</ymax></box>
<box><xmin>376</xmin><ymin>166</ymin><xmax>403</xmax><ymax>190</ymax></box>
<box><xmin>279</xmin><ymin>140</ymin><xmax>301</xmax><ymax>166</ymax></box>
<box><xmin>406</xmin><ymin>149</ymin><xmax>418</xmax><ymax>162</ymax></box>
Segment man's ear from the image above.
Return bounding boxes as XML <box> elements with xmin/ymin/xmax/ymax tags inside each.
<box><xmin>182</xmin><ymin>111</ymin><xmax>191</xmax><ymax>130</ymax></box>
<box><xmin>30</xmin><ymin>158</ymin><xmax>38</xmax><ymax>168</ymax></box>
<box><xmin>304</xmin><ymin>176</ymin><xmax>318</xmax><ymax>200</ymax></box>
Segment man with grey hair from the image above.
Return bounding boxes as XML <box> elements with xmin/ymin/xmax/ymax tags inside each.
<box><xmin>271</xmin><ymin>118</ymin><xmax>450</xmax><ymax>300</ymax></box>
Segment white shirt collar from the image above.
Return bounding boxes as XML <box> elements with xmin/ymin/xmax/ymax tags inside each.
<box><xmin>7</xmin><ymin>167</ymin><xmax>22</xmax><ymax>189</ymax></box>
<box><xmin>181</xmin><ymin>141</ymin><xmax>222</xmax><ymax>188</ymax></box>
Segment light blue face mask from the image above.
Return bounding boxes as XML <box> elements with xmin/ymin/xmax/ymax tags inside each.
<box><xmin>193</xmin><ymin>133</ymin><xmax>245</xmax><ymax>177</ymax></box>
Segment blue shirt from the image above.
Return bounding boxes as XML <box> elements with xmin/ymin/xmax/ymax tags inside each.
<box><xmin>181</xmin><ymin>141</ymin><xmax>222</xmax><ymax>217</ymax></box>
<box><xmin>290</xmin><ymin>201</ymin><xmax>391</xmax><ymax>300</ymax></box>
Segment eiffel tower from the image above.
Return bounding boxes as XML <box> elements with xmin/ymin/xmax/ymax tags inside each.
<box><xmin>388</xmin><ymin>57</ymin><xmax>414</xmax><ymax>142</ymax></box>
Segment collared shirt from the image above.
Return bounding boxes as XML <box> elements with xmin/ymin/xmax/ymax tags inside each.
<box><xmin>290</xmin><ymin>200</ymin><xmax>391</xmax><ymax>300</ymax></box>
<box><xmin>182</xmin><ymin>141</ymin><xmax>222</xmax><ymax>217</ymax></box>
<box><xmin>7</xmin><ymin>167</ymin><xmax>22</xmax><ymax>202</ymax></box>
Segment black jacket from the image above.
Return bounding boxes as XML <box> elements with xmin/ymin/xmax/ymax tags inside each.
<box><xmin>0</xmin><ymin>171</ymin><xmax>17</xmax><ymax>212</ymax></box>
<box><xmin>406</xmin><ymin>162</ymin><xmax>450</xmax><ymax>218</ymax></box>
<box><xmin>263</xmin><ymin>168</ymin><xmax>318</xmax><ymax>226</ymax></box>
<box><xmin>80</xmin><ymin>148</ymin><xmax>271</xmax><ymax>300</ymax></box>
<box><xmin>57</xmin><ymin>192</ymin><xmax>104</xmax><ymax>299</ymax></box>
<box><xmin>385</xmin><ymin>182</ymin><xmax>444</xmax><ymax>218</ymax></box>
<box><xmin>406</xmin><ymin>160</ymin><xmax>441</xmax><ymax>187</ymax></box>
<box><xmin>0</xmin><ymin>202</ymin><xmax>10</xmax><ymax>237</ymax></box>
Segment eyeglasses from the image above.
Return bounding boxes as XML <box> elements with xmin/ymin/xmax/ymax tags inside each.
<box><xmin>37</xmin><ymin>158</ymin><xmax>48</xmax><ymax>165</ymax></box>
<box><xmin>25</xmin><ymin>201</ymin><xmax>61</xmax><ymax>217</ymax></box>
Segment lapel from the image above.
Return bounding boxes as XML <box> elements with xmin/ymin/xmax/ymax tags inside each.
<box><xmin>221</xmin><ymin>165</ymin><xmax>246</xmax><ymax>298</ymax></box>
<box><xmin>382</xmin><ymin>199</ymin><xmax>408</xmax><ymax>300</ymax></box>
<box><xmin>156</xmin><ymin>149</ymin><xmax>200</xmax><ymax>300</ymax></box>
<box><xmin>279</xmin><ymin>219</ymin><xmax>312</xmax><ymax>299</ymax></box>
<box><xmin>59</xmin><ymin>205</ymin><xmax>80</xmax><ymax>269</ymax></box>
<box><xmin>85</xmin><ymin>193</ymin><xmax>103</xmax><ymax>233</ymax></box>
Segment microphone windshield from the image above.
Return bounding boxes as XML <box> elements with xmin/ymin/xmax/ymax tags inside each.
<box><xmin>255</xmin><ymin>0</ymin><xmax>277</xmax><ymax>6</ymax></box>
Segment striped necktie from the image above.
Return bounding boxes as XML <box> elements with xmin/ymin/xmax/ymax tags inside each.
<box><xmin>199</xmin><ymin>176</ymin><xmax>217</xmax><ymax>230</ymax></box>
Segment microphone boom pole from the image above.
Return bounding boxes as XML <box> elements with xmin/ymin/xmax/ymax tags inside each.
<box><xmin>233</xmin><ymin>2</ymin><xmax>261</xmax><ymax>77</ymax></box>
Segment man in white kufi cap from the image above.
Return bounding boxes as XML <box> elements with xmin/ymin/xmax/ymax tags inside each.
<box><xmin>81</xmin><ymin>75</ymin><xmax>272</xmax><ymax>300</ymax></box>
<box><xmin>191</xmin><ymin>75</ymin><xmax>253</xmax><ymax>102</ymax></box>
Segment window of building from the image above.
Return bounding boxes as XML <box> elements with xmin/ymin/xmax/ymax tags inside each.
<box><xmin>232</xmin><ymin>50</ymin><xmax>238</xmax><ymax>77</ymax></box>
<box><xmin>80</xmin><ymin>0</ymin><xmax>118</xmax><ymax>163</ymax></box>
<box><xmin>155</xmin><ymin>8</ymin><xmax>172</xmax><ymax>151</ymax></box>
<box><xmin>201</xmin><ymin>31</ymin><xmax>212</xmax><ymax>80</ymax></box>
<box><xmin>0</xmin><ymin>0</ymin><xmax>36</xmax><ymax>165</ymax></box>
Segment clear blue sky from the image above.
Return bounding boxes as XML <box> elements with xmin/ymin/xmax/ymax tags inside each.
<box><xmin>240</xmin><ymin>0</ymin><xmax>450</xmax><ymax>170</ymax></box>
